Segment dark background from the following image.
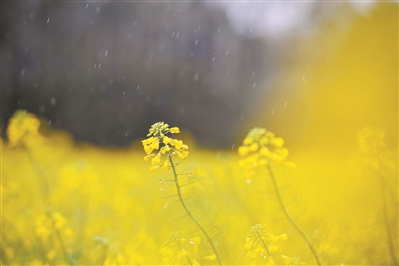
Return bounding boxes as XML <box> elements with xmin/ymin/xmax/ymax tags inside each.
<box><xmin>1</xmin><ymin>2</ymin><xmax>386</xmax><ymax>148</ymax></box>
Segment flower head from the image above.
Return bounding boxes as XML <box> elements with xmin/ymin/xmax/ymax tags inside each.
<box><xmin>245</xmin><ymin>224</ymin><xmax>287</xmax><ymax>263</ymax></box>
<box><xmin>142</xmin><ymin>122</ymin><xmax>189</xmax><ymax>172</ymax></box>
<box><xmin>160</xmin><ymin>231</ymin><xmax>200</xmax><ymax>265</ymax></box>
<box><xmin>238</xmin><ymin>128</ymin><xmax>293</xmax><ymax>172</ymax></box>
<box><xmin>7</xmin><ymin>110</ymin><xmax>43</xmax><ymax>147</ymax></box>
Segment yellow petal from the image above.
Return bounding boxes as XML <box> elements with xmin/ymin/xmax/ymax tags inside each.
<box><xmin>170</xmin><ymin>127</ymin><xmax>180</xmax><ymax>133</ymax></box>
<box><xmin>204</xmin><ymin>254</ymin><xmax>216</xmax><ymax>261</ymax></box>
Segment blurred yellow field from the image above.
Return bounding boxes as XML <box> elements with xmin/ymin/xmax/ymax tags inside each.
<box><xmin>2</xmin><ymin>3</ymin><xmax>398</xmax><ymax>265</ymax></box>
<box><xmin>2</xmin><ymin>112</ymin><xmax>397</xmax><ymax>265</ymax></box>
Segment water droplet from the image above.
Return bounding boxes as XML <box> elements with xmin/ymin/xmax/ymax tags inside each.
<box><xmin>195</xmin><ymin>39</ymin><xmax>198</xmax><ymax>45</ymax></box>
<box><xmin>21</xmin><ymin>69</ymin><xmax>25</xmax><ymax>76</ymax></box>
<box><xmin>85</xmin><ymin>4</ymin><xmax>88</xmax><ymax>9</ymax></box>
<box><xmin>253</xmin><ymin>83</ymin><xmax>256</xmax><ymax>88</ymax></box>
<box><xmin>105</xmin><ymin>50</ymin><xmax>108</xmax><ymax>56</ymax></box>
<box><xmin>193</xmin><ymin>73</ymin><xmax>199</xmax><ymax>81</ymax></box>
<box><xmin>50</xmin><ymin>98</ymin><xmax>56</xmax><ymax>106</ymax></box>
<box><xmin>47</xmin><ymin>18</ymin><xmax>50</xmax><ymax>23</ymax></box>
<box><xmin>272</xmin><ymin>109</ymin><xmax>275</xmax><ymax>115</ymax></box>
<box><xmin>98</xmin><ymin>64</ymin><xmax>101</xmax><ymax>68</ymax></box>
<box><xmin>225</xmin><ymin>50</ymin><xmax>229</xmax><ymax>55</ymax></box>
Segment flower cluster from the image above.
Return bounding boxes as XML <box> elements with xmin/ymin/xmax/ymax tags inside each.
<box><xmin>356</xmin><ymin>127</ymin><xmax>386</xmax><ymax>156</ymax></box>
<box><xmin>160</xmin><ymin>231</ymin><xmax>201</xmax><ymax>265</ymax></box>
<box><xmin>245</xmin><ymin>224</ymin><xmax>287</xmax><ymax>264</ymax></box>
<box><xmin>7</xmin><ymin>110</ymin><xmax>43</xmax><ymax>147</ymax></box>
<box><xmin>142</xmin><ymin>122</ymin><xmax>189</xmax><ymax>172</ymax></box>
<box><xmin>238</xmin><ymin>128</ymin><xmax>291</xmax><ymax>171</ymax></box>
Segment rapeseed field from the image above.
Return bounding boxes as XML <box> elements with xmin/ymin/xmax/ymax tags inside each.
<box><xmin>2</xmin><ymin>111</ymin><xmax>397</xmax><ymax>265</ymax></box>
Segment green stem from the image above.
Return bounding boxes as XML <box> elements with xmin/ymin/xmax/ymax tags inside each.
<box><xmin>24</xmin><ymin>145</ymin><xmax>75</xmax><ymax>265</ymax></box>
<box><xmin>379</xmin><ymin>173</ymin><xmax>398</xmax><ymax>265</ymax></box>
<box><xmin>168</xmin><ymin>154</ymin><xmax>223</xmax><ymax>265</ymax></box>
<box><xmin>267</xmin><ymin>165</ymin><xmax>322</xmax><ymax>266</ymax></box>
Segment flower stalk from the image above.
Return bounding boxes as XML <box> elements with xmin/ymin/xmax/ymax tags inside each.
<box><xmin>143</xmin><ymin>122</ymin><xmax>222</xmax><ymax>265</ymax></box>
<box><xmin>238</xmin><ymin>127</ymin><xmax>322</xmax><ymax>266</ymax></box>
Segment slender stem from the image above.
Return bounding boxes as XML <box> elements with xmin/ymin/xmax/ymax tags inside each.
<box><xmin>256</xmin><ymin>231</ymin><xmax>270</xmax><ymax>256</ymax></box>
<box><xmin>379</xmin><ymin>173</ymin><xmax>398</xmax><ymax>265</ymax></box>
<box><xmin>24</xmin><ymin>145</ymin><xmax>75</xmax><ymax>265</ymax></box>
<box><xmin>267</xmin><ymin>165</ymin><xmax>322</xmax><ymax>266</ymax></box>
<box><xmin>168</xmin><ymin>154</ymin><xmax>223</xmax><ymax>265</ymax></box>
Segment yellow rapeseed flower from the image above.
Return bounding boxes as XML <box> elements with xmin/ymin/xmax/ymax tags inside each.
<box><xmin>238</xmin><ymin>127</ymin><xmax>293</xmax><ymax>172</ymax></box>
<box><xmin>245</xmin><ymin>224</ymin><xmax>287</xmax><ymax>263</ymax></box>
<box><xmin>142</xmin><ymin>122</ymin><xmax>189</xmax><ymax>172</ymax></box>
<box><xmin>7</xmin><ymin>110</ymin><xmax>43</xmax><ymax>147</ymax></box>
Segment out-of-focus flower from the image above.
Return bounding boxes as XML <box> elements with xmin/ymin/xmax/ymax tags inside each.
<box><xmin>357</xmin><ymin>127</ymin><xmax>386</xmax><ymax>156</ymax></box>
<box><xmin>7</xmin><ymin>110</ymin><xmax>43</xmax><ymax>147</ymax></box>
<box><xmin>160</xmin><ymin>231</ymin><xmax>200</xmax><ymax>265</ymax></box>
<box><xmin>281</xmin><ymin>255</ymin><xmax>306</xmax><ymax>265</ymax></box>
<box><xmin>142</xmin><ymin>122</ymin><xmax>189</xmax><ymax>172</ymax></box>
<box><xmin>238</xmin><ymin>128</ymin><xmax>294</xmax><ymax>172</ymax></box>
<box><xmin>245</xmin><ymin>224</ymin><xmax>287</xmax><ymax>264</ymax></box>
<box><xmin>357</xmin><ymin>127</ymin><xmax>397</xmax><ymax>173</ymax></box>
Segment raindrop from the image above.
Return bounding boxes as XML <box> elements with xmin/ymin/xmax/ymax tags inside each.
<box><xmin>231</xmin><ymin>144</ymin><xmax>234</xmax><ymax>150</ymax></box>
<box><xmin>193</xmin><ymin>73</ymin><xmax>199</xmax><ymax>81</ymax></box>
<box><xmin>24</xmin><ymin>47</ymin><xmax>29</xmax><ymax>53</ymax></box>
<box><xmin>123</xmin><ymin>91</ymin><xmax>126</xmax><ymax>95</ymax></box>
<box><xmin>137</xmin><ymin>85</ymin><xmax>140</xmax><ymax>90</ymax></box>
<box><xmin>98</xmin><ymin>64</ymin><xmax>101</xmax><ymax>68</ymax></box>
<box><xmin>39</xmin><ymin>105</ymin><xmax>46</xmax><ymax>114</ymax></box>
<box><xmin>125</xmin><ymin>132</ymin><xmax>128</xmax><ymax>137</ymax></box>
<box><xmin>253</xmin><ymin>83</ymin><xmax>256</xmax><ymax>88</ymax></box>
<box><xmin>225</xmin><ymin>50</ymin><xmax>229</xmax><ymax>55</ymax></box>
<box><xmin>50</xmin><ymin>98</ymin><xmax>56</xmax><ymax>106</ymax></box>
<box><xmin>105</xmin><ymin>50</ymin><xmax>108</xmax><ymax>56</ymax></box>
<box><xmin>217</xmin><ymin>28</ymin><xmax>221</xmax><ymax>33</ymax></box>
<box><xmin>246</xmin><ymin>179</ymin><xmax>252</xmax><ymax>184</ymax></box>
<box><xmin>48</xmin><ymin>120</ymin><xmax>51</xmax><ymax>125</ymax></box>
<box><xmin>21</xmin><ymin>69</ymin><xmax>25</xmax><ymax>76</ymax></box>
<box><xmin>95</xmin><ymin>6</ymin><xmax>101</xmax><ymax>14</ymax></box>
<box><xmin>249</xmin><ymin>28</ymin><xmax>252</xmax><ymax>33</ymax></box>
<box><xmin>47</xmin><ymin>18</ymin><xmax>50</xmax><ymax>23</ymax></box>
<box><xmin>194</xmin><ymin>39</ymin><xmax>198</xmax><ymax>45</ymax></box>
<box><xmin>212</xmin><ymin>57</ymin><xmax>215</xmax><ymax>62</ymax></box>
<box><xmin>85</xmin><ymin>4</ymin><xmax>88</xmax><ymax>9</ymax></box>
<box><xmin>272</xmin><ymin>109</ymin><xmax>274</xmax><ymax>115</ymax></box>
<box><xmin>94</xmin><ymin>64</ymin><xmax>97</xmax><ymax>68</ymax></box>
<box><xmin>284</xmin><ymin>101</ymin><xmax>288</xmax><ymax>107</ymax></box>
